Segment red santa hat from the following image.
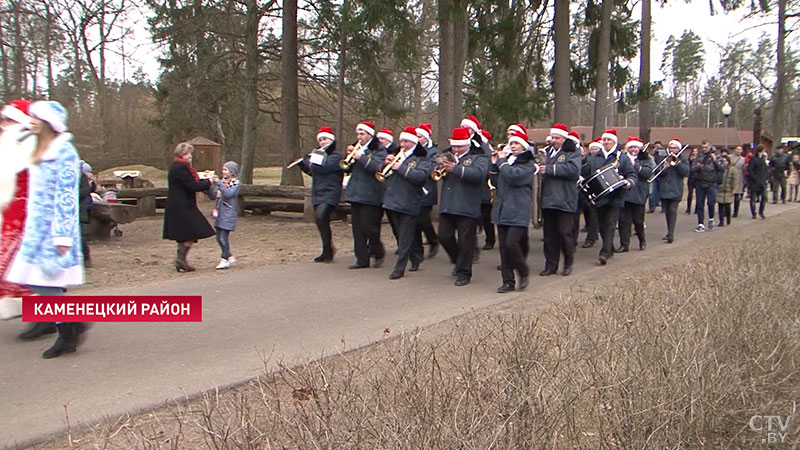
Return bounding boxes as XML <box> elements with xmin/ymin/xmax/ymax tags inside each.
<box><xmin>460</xmin><ymin>115</ymin><xmax>481</xmax><ymax>133</ymax></box>
<box><xmin>624</xmin><ymin>136</ymin><xmax>644</xmax><ymax>150</ymax></box>
<box><xmin>399</xmin><ymin>126</ymin><xmax>419</xmax><ymax>145</ymax></box>
<box><xmin>316</xmin><ymin>126</ymin><xmax>335</xmax><ymax>142</ymax></box>
<box><xmin>550</xmin><ymin>123</ymin><xmax>569</xmax><ymax>139</ymax></box>
<box><xmin>507</xmin><ymin>129</ymin><xmax>530</xmax><ymax>149</ymax></box>
<box><xmin>507</xmin><ymin>123</ymin><xmax>526</xmax><ymax>136</ymax></box>
<box><xmin>588</xmin><ymin>138</ymin><xmax>603</xmax><ymax>151</ymax></box>
<box><xmin>668</xmin><ymin>138</ymin><xmax>682</xmax><ymax>149</ymax></box>
<box><xmin>376</xmin><ymin>127</ymin><xmax>393</xmax><ymax>143</ymax></box>
<box><xmin>449</xmin><ymin>127</ymin><xmax>472</xmax><ymax>147</ymax></box>
<box><xmin>480</xmin><ymin>129</ymin><xmax>492</xmax><ymax>142</ymax></box>
<box><xmin>602</xmin><ymin>128</ymin><xmax>618</xmax><ymax>143</ymax></box>
<box><xmin>356</xmin><ymin>121</ymin><xmax>376</xmax><ymax>136</ymax></box>
<box><xmin>567</xmin><ymin>131</ymin><xmax>581</xmax><ymax>145</ymax></box>
<box><xmin>415</xmin><ymin>123</ymin><xmax>432</xmax><ymax>142</ymax></box>
<box><xmin>1</xmin><ymin>99</ymin><xmax>31</xmax><ymax>125</ymax></box>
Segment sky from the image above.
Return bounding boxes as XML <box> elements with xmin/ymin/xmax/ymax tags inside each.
<box><xmin>115</xmin><ymin>3</ymin><xmax>777</xmax><ymax>87</ymax></box>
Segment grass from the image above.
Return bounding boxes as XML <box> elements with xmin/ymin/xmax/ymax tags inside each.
<box><xmin>97</xmin><ymin>166</ymin><xmax>307</xmax><ymax>189</ymax></box>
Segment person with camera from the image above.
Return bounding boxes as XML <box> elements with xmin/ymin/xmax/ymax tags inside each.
<box><xmin>690</xmin><ymin>140</ymin><xmax>724</xmax><ymax>232</ymax></box>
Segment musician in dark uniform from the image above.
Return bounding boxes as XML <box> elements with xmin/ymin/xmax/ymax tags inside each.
<box><xmin>343</xmin><ymin>121</ymin><xmax>387</xmax><ymax>269</ymax></box>
<box><xmin>415</xmin><ymin>123</ymin><xmax>439</xmax><ymax>258</ymax></box>
<box><xmin>377</xmin><ymin>127</ymin><xmax>399</xmax><ymax>155</ymax></box>
<box><xmin>437</xmin><ymin>126</ymin><xmax>489</xmax><ymax>286</ymax></box>
<box><xmin>581</xmin><ymin>139</ymin><xmax>602</xmax><ymax>248</ymax></box>
<box><xmin>616</xmin><ymin>137</ymin><xmax>654</xmax><ymax>252</ymax></box>
<box><xmin>295</xmin><ymin>126</ymin><xmax>343</xmax><ymax>262</ymax></box>
<box><xmin>460</xmin><ymin>115</ymin><xmax>495</xmax><ymax>253</ymax></box>
<box><xmin>657</xmin><ymin>139</ymin><xmax>690</xmax><ymax>243</ymax></box>
<box><xmin>490</xmin><ymin>129</ymin><xmax>536</xmax><ymax>293</ymax></box>
<box><xmin>539</xmin><ymin>124</ymin><xmax>581</xmax><ymax>276</ymax></box>
<box><xmin>581</xmin><ymin>128</ymin><xmax>636</xmax><ymax>265</ymax></box>
<box><xmin>567</xmin><ymin>131</ymin><xmax>583</xmax><ymax>249</ymax></box>
<box><xmin>382</xmin><ymin>127</ymin><xmax>432</xmax><ymax>279</ymax></box>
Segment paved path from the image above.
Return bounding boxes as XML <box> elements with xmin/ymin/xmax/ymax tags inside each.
<box><xmin>1</xmin><ymin>201</ymin><xmax>797</xmax><ymax>448</ymax></box>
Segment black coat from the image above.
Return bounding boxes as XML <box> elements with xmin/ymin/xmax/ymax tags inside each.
<box><xmin>163</xmin><ymin>162</ymin><xmax>215</xmax><ymax>242</ymax></box>
<box><xmin>748</xmin><ymin>154</ymin><xmax>769</xmax><ymax>187</ymax></box>
<box><xmin>440</xmin><ymin>147</ymin><xmax>489</xmax><ymax>219</ymax></box>
<box><xmin>623</xmin><ymin>153</ymin><xmax>655</xmax><ymax>206</ymax></box>
<box><xmin>421</xmin><ymin>143</ymin><xmax>439</xmax><ymax>207</ymax></box>
<box><xmin>490</xmin><ymin>150</ymin><xmax>535</xmax><ymax>227</ymax></box>
<box><xmin>299</xmin><ymin>141</ymin><xmax>344</xmax><ymax>207</ymax></box>
<box><xmin>691</xmin><ymin>149</ymin><xmax>724</xmax><ymax>188</ymax></box>
<box><xmin>542</xmin><ymin>139</ymin><xmax>581</xmax><ymax>213</ymax></box>
<box><xmin>658</xmin><ymin>157</ymin><xmax>690</xmax><ymax>201</ymax></box>
<box><xmin>344</xmin><ymin>137</ymin><xmax>386</xmax><ymax>206</ymax></box>
<box><xmin>582</xmin><ymin>146</ymin><xmax>637</xmax><ymax>208</ymax></box>
<box><xmin>382</xmin><ymin>144</ymin><xmax>431</xmax><ymax>216</ymax></box>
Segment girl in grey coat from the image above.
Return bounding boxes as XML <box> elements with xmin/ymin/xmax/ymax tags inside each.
<box><xmin>209</xmin><ymin>161</ymin><xmax>240</xmax><ymax>269</ymax></box>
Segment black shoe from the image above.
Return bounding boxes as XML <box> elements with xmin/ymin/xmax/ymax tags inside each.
<box><xmin>18</xmin><ymin>322</ymin><xmax>57</xmax><ymax>340</ymax></box>
<box><xmin>348</xmin><ymin>263</ymin><xmax>369</xmax><ymax>269</ymax></box>
<box><xmin>428</xmin><ymin>244</ymin><xmax>439</xmax><ymax>258</ymax></box>
<box><xmin>42</xmin><ymin>323</ymin><xmax>78</xmax><ymax>359</ymax></box>
<box><xmin>733</xmin><ymin>213</ymin><xmax>738</xmax><ymax>218</ymax></box>
<box><xmin>614</xmin><ymin>245</ymin><xmax>629</xmax><ymax>253</ymax></box>
<box><xmin>639</xmin><ymin>241</ymin><xmax>646</xmax><ymax>251</ymax></box>
<box><xmin>581</xmin><ymin>241</ymin><xmax>595</xmax><ymax>248</ymax></box>
<box><xmin>539</xmin><ymin>269</ymin><xmax>557</xmax><ymax>276</ymax></box>
<box><xmin>373</xmin><ymin>257</ymin><xmax>385</xmax><ymax>268</ymax></box>
<box><xmin>518</xmin><ymin>276</ymin><xmax>529</xmax><ymax>290</ymax></box>
<box><xmin>394</xmin><ymin>249</ymin><xmax>399</xmax><ymax>255</ymax></box>
<box><xmin>760</xmin><ymin>213</ymin><xmax>766</xmax><ymax>219</ymax></box>
<box><xmin>496</xmin><ymin>265</ymin><xmax>502</xmax><ymax>270</ymax></box>
<box><xmin>667</xmin><ymin>236</ymin><xmax>674</xmax><ymax>244</ymax></box>
<box><xmin>647</xmin><ymin>209</ymin><xmax>655</xmax><ymax>214</ymax></box>
<box><xmin>409</xmin><ymin>263</ymin><xmax>420</xmax><ymax>272</ymax></box>
<box><xmin>752</xmin><ymin>215</ymin><xmax>757</xmax><ymax>219</ymax></box>
<box><xmin>454</xmin><ymin>276</ymin><xmax>470</xmax><ymax>286</ymax></box>
<box><xmin>599</xmin><ymin>254</ymin><xmax>608</xmax><ymax>265</ymax></box>
<box><xmin>314</xmin><ymin>253</ymin><xmax>333</xmax><ymax>263</ymax></box>
<box><xmin>561</xmin><ymin>266</ymin><xmax>573</xmax><ymax>276</ymax></box>
<box><xmin>451</xmin><ymin>266</ymin><xmax>458</xmax><ymax>277</ymax></box>
<box><xmin>662</xmin><ymin>235</ymin><xmax>669</xmax><ymax>241</ymax></box>
<box><xmin>497</xmin><ymin>283</ymin><xmax>515</xmax><ymax>293</ymax></box>
<box><xmin>389</xmin><ymin>271</ymin><xmax>404</xmax><ymax>280</ymax></box>
<box><xmin>482</xmin><ymin>242</ymin><xmax>494</xmax><ymax>250</ymax></box>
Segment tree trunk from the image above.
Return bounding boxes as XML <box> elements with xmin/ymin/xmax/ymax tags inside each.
<box><xmin>452</xmin><ymin>0</ymin><xmax>467</xmax><ymax>123</ymax></box>
<box><xmin>12</xmin><ymin>1</ymin><xmax>23</xmax><ymax>97</ymax></box>
<box><xmin>45</xmin><ymin>3</ymin><xmax>55</xmax><ymax>98</ymax></box>
<box><xmin>239</xmin><ymin>0</ymin><xmax>259</xmax><ymax>185</ymax></box>
<box><xmin>591</xmin><ymin>0</ymin><xmax>613</xmax><ymax>139</ymax></box>
<box><xmin>553</xmin><ymin>0</ymin><xmax>570</xmax><ymax>124</ymax></box>
<box><xmin>0</xmin><ymin>18</ymin><xmax>7</xmax><ymax>99</ymax></box>
<box><xmin>438</xmin><ymin>0</ymin><xmax>455</xmax><ymax>146</ymax></box>
<box><xmin>280</xmin><ymin>0</ymin><xmax>303</xmax><ymax>186</ymax></box>
<box><xmin>336</xmin><ymin>32</ymin><xmax>346</xmax><ymax>141</ymax></box>
<box><xmin>639</xmin><ymin>0</ymin><xmax>651</xmax><ymax>142</ymax></box>
<box><xmin>770</xmin><ymin>0</ymin><xmax>786</xmax><ymax>150</ymax></box>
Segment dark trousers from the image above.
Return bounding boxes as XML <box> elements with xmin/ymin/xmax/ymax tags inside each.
<box><xmin>438</xmin><ymin>213</ymin><xmax>478</xmax><ymax>278</ymax></box>
<box><xmin>479</xmin><ymin>203</ymin><xmax>495</xmax><ymax>246</ymax></box>
<box><xmin>618</xmin><ymin>203</ymin><xmax>645</xmax><ymax>248</ymax></box>
<box><xmin>387</xmin><ymin>210</ymin><xmax>422</xmax><ymax>274</ymax></box>
<box><xmin>733</xmin><ymin>193</ymin><xmax>742</xmax><ymax>217</ymax></box>
<box><xmin>597</xmin><ymin>205</ymin><xmax>619</xmax><ymax>258</ymax></box>
<box><xmin>649</xmin><ymin>180</ymin><xmax>661</xmax><ymax>211</ymax></box>
<box><xmin>572</xmin><ymin>212</ymin><xmax>579</xmax><ymax>248</ymax></box>
<box><xmin>314</xmin><ymin>203</ymin><xmax>335</xmax><ymax>255</ymax></box>
<box><xmin>582</xmin><ymin>202</ymin><xmax>599</xmax><ymax>244</ymax></box>
<box><xmin>542</xmin><ymin>208</ymin><xmax>577</xmax><ymax>271</ymax></box>
<box><xmin>215</xmin><ymin>227</ymin><xmax>232</xmax><ymax>259</ymax></box>
<box><xmin>498</xmin><ymin>225</ymin><xmax>529</xmax><ymax>284</ymax></box>
<box><xmin>416</xmin><ymin>205</ymin><xmax>438</xmax><ymax>249</ymax></box>
<box><xmin>717</xmin><ymin>203</ymin><xmax>732</xmax><ymax>225</ymax></box>
<box><xmin>695</xmin><ymin>184</ymin><xmax>717</xmax><ymax>224</ymax></box>
<box><xmin>663</xmin><ymin>199</ymin><xmax>679</xmax><ymax>238</ymax></box>
<box><xmin>685</xmin><ymin>180</ymin><xmax>695</xmax><ymax>213</ymax></box>
<box><xmin>750</xmin><ymin>184</ymin><xmax>767</xmax><ymax>216</ymax></box>
<box><xmin>80</xmin><ymin>222</ymin><xmax>91</xmax><ymax>263</ymax></box>
<box><xmin>773</xmin><ymin>176</ymin><xmax>787</xmax><ymax>202</ymax></box>
<box><xmin>350</xmin><ymin>202</ymin><xmax>384</xmax><ymax>266</ymax></box>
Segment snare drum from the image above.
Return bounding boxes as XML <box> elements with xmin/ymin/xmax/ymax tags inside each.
<box><xmin>581</xmin><ymin>164</ymin><xmax>626</xmax><ymax>207</ymax></box>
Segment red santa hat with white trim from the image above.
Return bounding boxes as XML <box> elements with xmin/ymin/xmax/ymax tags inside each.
<box><xmin>356</xmin><ymin>121</ymin><xmax>376</xmax><ymax>136</ymax></box>
<box><xmin>399</xmin><ymin>126</ymin><xmax>419</xmax><ymax>145</ymax></box>
<box><xmin>316</xmin><ymin>126</ymin><xmax>335</xmax><ymax>141</ymax></box>
<box><xmin>602</xmin><ymin>128</ymin><xmax>618</xmax><ymax>144</ymax></box>
<box><xmin>415</xmin><ymin>123</ymin><xmax>432</xmax><ymax>142</ymax></box>
<box><xmin>460</xmin><ymin>115</ymin><xmax>481</xmax><ymax>134</ymax></box>
<box><xmin>568</xmin><ymin>131</ymin><xmax>581</xmax><ymax>145</ymax></box>
<box><xmin>625</xmin><ymin>136</ymin><xmax>644</xmax><ymax>150</ymax></box>
<box><xmin>449</xmin><ymin>127</ymin><xmax>472</xmax><ymax>147</ymax></box>
<box><xmin>507</xmin><ymin>129</ymin><xmax>530</xmax><ymax>149</ymax></box>
<box><xmin>668</xmin><ymin>138</ymin><xmax>682</xmax><ymax>148</ymax></box>
<box><xmin>1</xmin><ymin>99</ymin><xmax>31</xmax><ymax>126</ymax></box>
<box><xmin>377</xmin><ymin>127</ymin><xmax>393</xmax><ymax>143</ymax></box>
<box><xmin>550</xmin><ymin>123</ymin><xmax>569</xmax><ymax>139</ymax></box>
<box><xmin>507</xmin><ymin>123</ymin><xmax>526</xmax><ymax>136</ymax></box>
<box><xmin>588</xmin><ymin>138</ymin><xmax>603</xmax><ymax>151</ymax></box>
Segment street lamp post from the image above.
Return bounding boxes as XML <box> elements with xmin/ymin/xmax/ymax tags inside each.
<box><xmin>722</xmin><ymin>102</ymin><xmax>732</xmax><ymax>151</ymax></box>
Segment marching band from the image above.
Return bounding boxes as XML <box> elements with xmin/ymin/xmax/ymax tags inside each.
<box><xmin>293</xmin><ymin>117</ymin><xmax>693</xmax><ymax>291</ymax></box>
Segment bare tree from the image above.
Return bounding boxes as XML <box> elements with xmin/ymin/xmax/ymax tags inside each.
<box><xmin>638</xmin><ymin>0</ymin><xmax>651</xmax><ymax>143</ymax></box>
<box><xmin>239</xmin><ymin>0</ymin><xmax>260</xmax><ymax>185</ymax></box>
<box><xmin>591</xmin><ymin>0</ymin><xmax>613</xmax><ymax>138</ymax></box>
<box><xmin>553</xmin><ymin>0</ymin><xmax>570</xmax><ymax>124</ymax></box>
<box><xmin>280</xmin><ymin>0</ymin><xmax>303</xmax><ymax>186</ymax></box>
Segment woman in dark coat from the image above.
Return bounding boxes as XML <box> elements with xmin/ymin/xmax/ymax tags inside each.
<box><xmin>163</xmin><ymin>142</ymin><xmax>215</xmax><ymax>271</ymax></box>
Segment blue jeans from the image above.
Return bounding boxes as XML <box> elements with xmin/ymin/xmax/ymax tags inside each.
<box><xmin>215</xmin><ymin>228</ymin><xmax>232</xmax><ymax>259</ymax></box>
<box><xmin>695</xmin><ymin>184</ymin><xmax>717</xmax><ymax>224</ymax></box>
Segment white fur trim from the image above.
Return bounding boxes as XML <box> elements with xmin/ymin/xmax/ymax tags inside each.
<box><xmin>415</xmin><ymin>127</ymin><xmax>430</xmax><ymax>141</ymax></box>
<box><xmin>316</xmin><ymin>131</ymin><xmax>335</xmax><ymax>141</ymax></box>
<box><xmin>668</xmin><ymin>139</ymin><xmax>682</xmax><ymax>149</ymax></box>
<box><xmin>356</xmin><ymin>123</ymin><xmax>375</xmax><ymax>135</ymax></box>
<box><xmin>507</xmin><ymin>124</ymin><xmax>525</xmax><ymax>135</ymax></box>
<box><xmin>602</xmin><ymin>132</ymin><xmax>618</xmax><ymax>143</ymax></box>
<box><xmin>377</xmin><ymin>131</ymin><xmax>393</xmax><ymax>142</ymax></box>
<box><xmin>507</xmin><ymin>136</ymin><xmax>529</xmax><ymax>149</ymax></box>
<box><xmin>449</xmin><ymin>138</ymin><xmax>470</xmax><ymax>147</ymax></box>
<box><xmin>588</xmin><ymin>142</ymin><xmax>603</xmax><ymax>150</ymax></box>
<box><xmin>399</xmin><ymin>131</ymin><xmax>418</xmax><ymax>144</ymax></box>
<box><xmin>1</xmin><ymin>105</ymin><xmax>30</xmax><ymax>126</ymax></box>
<box><xmin>625</xmin><ymin>140</ymin><xmax>643</xmax><ymax>150</ymax></box>
<box><xmin>550</xmin><ymin>128</ymin><xmax>568</xmax><ymax>138</ymax></box>
<box><xmin>460</xmin><ymin>118</ymin><xmax>479</xmax><ymax>133</ymax></box>
<box><xmin>568</xmin><ymin>135</ymin><xmax>581</xmax><ymax>144</ymax></box>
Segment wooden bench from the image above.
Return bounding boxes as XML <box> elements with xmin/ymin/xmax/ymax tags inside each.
<box><xmin>89</xmin><ymin>202</ymin><xmax>138</xmax><ymax>238</ymax></box>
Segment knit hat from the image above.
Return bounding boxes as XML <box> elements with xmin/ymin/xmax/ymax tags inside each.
<box><xmin>624</xmin><ymin>136</ymin><xmax>644</xmax><ymax>150</ymax></box>
<box><xmin>1</xmin><ymin>99</ymin><xmax>31</xmax><ymax>125</ymax></box>
<box><xmin>356</xmin><ymin>121</ymin><xmax>375</xmax><ymax>136</ymax></box>
<box><xmin>507</xmin><ymin>123</ymin><xmax>526</xmax><ymax>136</ymax></box>
<box><xmin>567</xmin><ymin>131</ymin><xmax>581</xmax><ymax>145</ymax></box>
<box><xmin>601</xmin><ymin>128</ymin><xmax>618</xmax><ymax>143</ymax></box>
<box><xmin>316</xmin><ymin>126</ymin><xmax>335</xmax><ymax>141</ymax></box>
<box><xmin>449</xmin><ymin>127</ymin><xmax>471</xmax><ymax>147</ymax></box>
<box><xmin>398</xmin><ymin>126</ymin><xmax>419</xmax><ymax>145</ymax></box>
<box><xmin>507</xmin><ymin>130</ymin><xmax>530</xmax><ymax>149</ymax></box>
<box><xmin>460</xmin><ymin>115</ymin><xmax>481</xmax><ymax>133</ymax></box>
<box><xmin>550</xmin><ymin>123</ymin><xmax>569</xmax><ymax>139</ymax></box>
<box><xmin>377</xmin><ymin>127</ymin><xmax>393</xmax><ymax>143</ymax></box>
<box><xmin>480</xmin><ymin>129</ymin><xmax>492</xmax><ymax>142</ymax></box>
<box><xmin>223</xmin><ymin>161</ymin><xmax>240</xmax><ymax>176</ymax></box>
<box><xmin>668</xmin><ymin>138</ymin><xmax>682</xmax><ymax>149</ymax></box>
<box><xmin>29</xmin><ymin>101</ymin><xmax>68</xmax><ymax>133</ymax></box>
<box><xmin>415</xmin><ymin>123</ymin><xmax>432</xmax><ymax>142</ymax></box>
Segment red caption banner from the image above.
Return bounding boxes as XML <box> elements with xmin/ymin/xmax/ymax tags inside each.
<box><xmin>22</xmin><ymin>296</ymin><xmax>202</xmax><ymax>322</ymax></box>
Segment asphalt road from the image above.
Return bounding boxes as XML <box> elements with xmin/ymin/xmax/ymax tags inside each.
<box><xmin>1</xmin><ymin>201</ymin><xmax>796</xmax><ymax>448</ymax></box>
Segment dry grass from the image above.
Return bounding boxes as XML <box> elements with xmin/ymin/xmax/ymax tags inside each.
<box><xmin>95</xmin><ymin>166</ymin><xmax>306</xmax><ymax>188</ymax></box>
<box><xmin>33</xmin><ymin>233</ymin><xmax>800</xmax><ymax>449</ymax></box>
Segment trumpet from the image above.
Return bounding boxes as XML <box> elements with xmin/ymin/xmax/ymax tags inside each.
<box><xmin>339</xmin><ymin>141</ymin><xmax>362</xmax><ymax>170</ymax></box>
<box><xmin>375</xmin><ymin>150</ymin><xmax>408</xmax><ymax>182</ymax></box>
<box><xmin>431</xmin><ymin>151</ymin><xmax>459</xmax><ymax>181</ymax></box>
<box><xmin>287</xmin><ymin>146</ymin><xmax>327</xmax><ymax>169</ymax></box>
<box><xmin>648</xmin><ymin>144</ymin><xmax>689</xmax><ymax>183</ymax></box>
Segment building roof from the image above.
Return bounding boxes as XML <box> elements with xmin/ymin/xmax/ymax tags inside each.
<box><xmin>528</xmin><ymin>126</ymin><xmax>744</xmax><ymax>149</ymax></box>
<box><xmin>187</xmin><ymin>136</ymin><xmax>222</xmax><ymax>147</ymax></box>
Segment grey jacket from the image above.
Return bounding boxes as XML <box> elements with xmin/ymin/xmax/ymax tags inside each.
<box><xmin>490</xmin><ymin>151</ymin><xmax>535</xmax><ymax>227</ymax></box>
<box><xmin>299</xmin><ymin>141</ymin><xmax>343</xmax><ymax>207</ymax></box>
<box><xmin>542</xmin><ymin>139</ymin><xmax>581</xmax><ymax>213</ymax></box>
<box><xmin>440</xmin><ymin>148</ymin><xmax>489</xmax><ymax>219</ymax></box>
<box><xmin>344</xmin><ymin>137</ymin><xmax>386</xmax><ymax>207</ymax></box>
<box><xmin>208</xmin><ymin>179</ymin><xmax>240</xmax><ymax>231</ymax></box>
<box><xmin>382</xmin><ymin>144</ymin><xmax>431</xmax><ymax>216</ymax></box>
<box><xmin>658</xmin><ymin>158</ymin><xmax>690</xmax><ymax>201</ymax></box>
